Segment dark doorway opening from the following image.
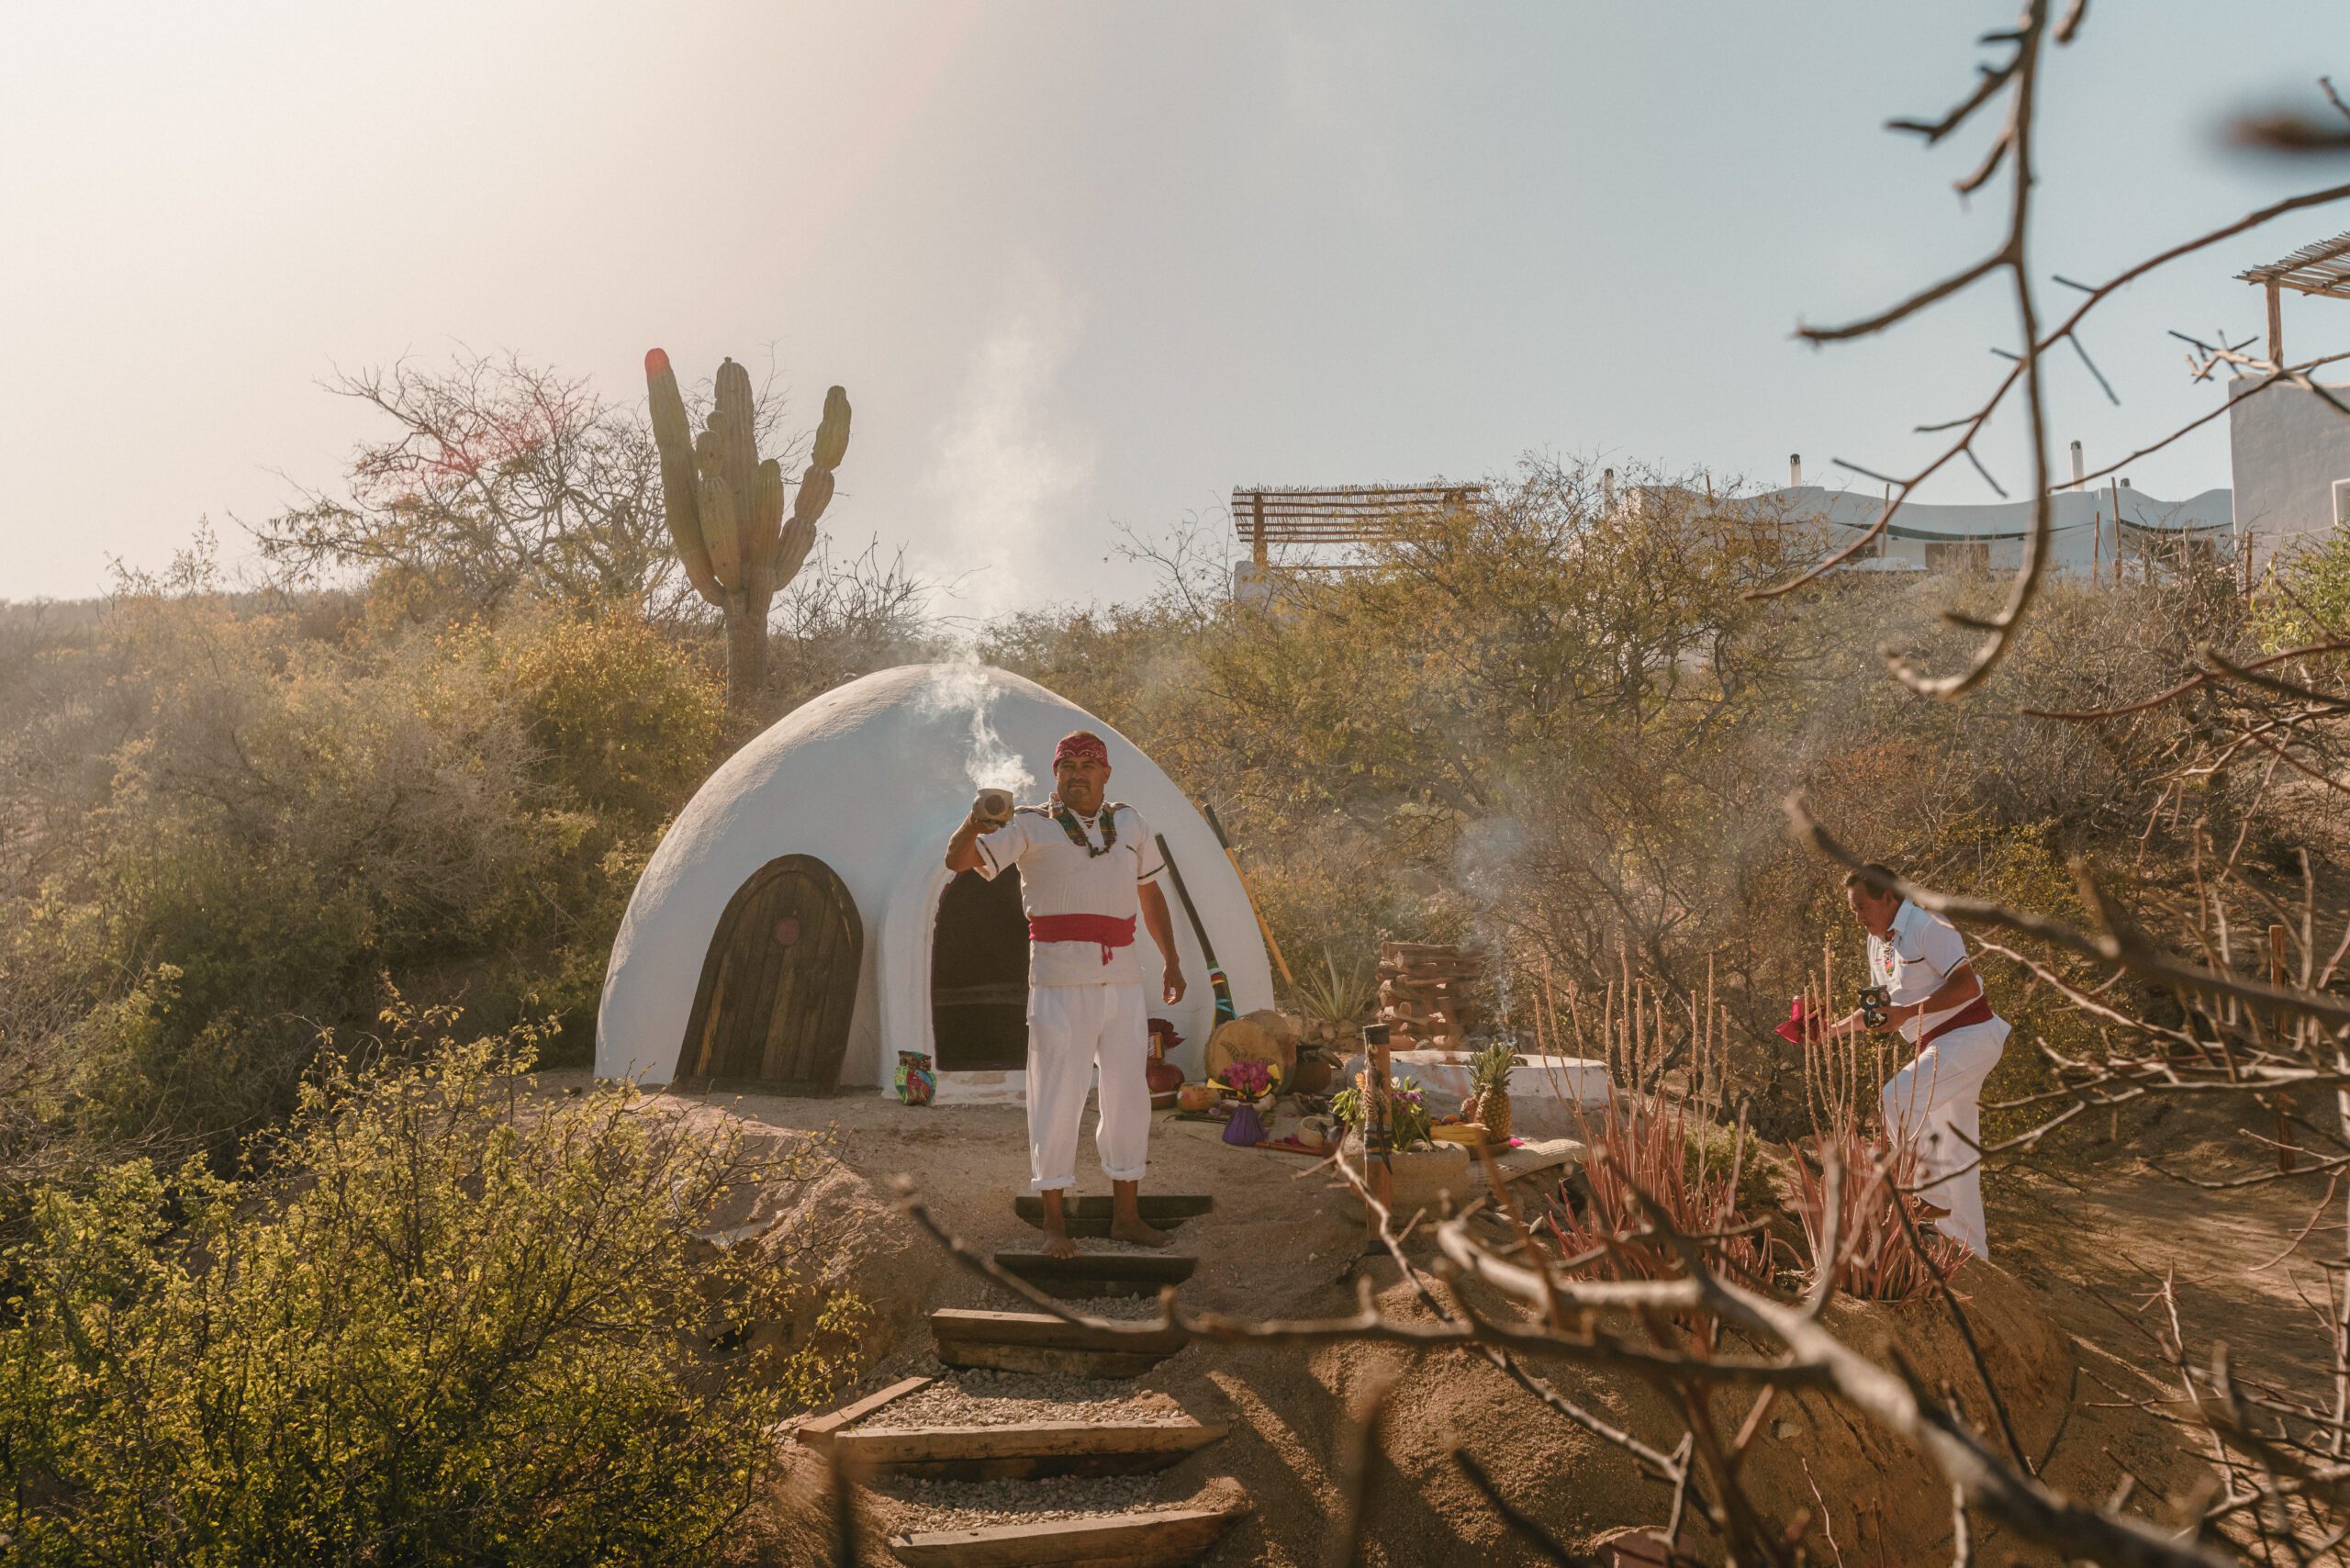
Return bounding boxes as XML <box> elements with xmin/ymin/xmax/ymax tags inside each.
<box><xmin>931</xmin><ymin>868</ymin><xmax>1028</xmax><ymax>1071</ymax></box>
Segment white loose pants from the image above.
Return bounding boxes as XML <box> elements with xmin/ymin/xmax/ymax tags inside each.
<box><xmin>1025</xmin><ymin>981</ymin><xmax>1151</xmax><ymax>1193</ymax></box>
<box><xmin>1881</xmin><ymin>1016</ymin><xmax>2009</xmax><ymax>1258</ymax></box>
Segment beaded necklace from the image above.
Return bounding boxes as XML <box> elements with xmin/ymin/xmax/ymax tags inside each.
<box><xmin>1051</xmin><ymin>801</ymin><xmax>1120</xmax><ymax>858</ymax></box>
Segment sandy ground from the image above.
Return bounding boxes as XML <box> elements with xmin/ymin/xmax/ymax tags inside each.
<box><xmin>1991</xmin><ymin>1099</ymin><xmax>2341</xmax><ymax>1411</ymax></box>
<box><xmin>578</xmin><ymin>1075</ymin><xmax>2320</xmax><ymax>1564</ymax></box>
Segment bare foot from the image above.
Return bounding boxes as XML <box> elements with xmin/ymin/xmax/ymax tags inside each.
<box><xmin>1040</xmin><ymin>1226</ymin><xmax>1082</xmax><ymax>1260</ymax></box>
<box><xmin>1109</xmin><ymin>1217</ymin><xmax>1172</xmax><ymax>1248</ymax></box>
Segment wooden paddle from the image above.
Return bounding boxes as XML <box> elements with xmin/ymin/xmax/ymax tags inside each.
<box><xmin>1156</xmin><ymin>834</ymin><xmax>1237</xmax><ymax>1025</ymax></box>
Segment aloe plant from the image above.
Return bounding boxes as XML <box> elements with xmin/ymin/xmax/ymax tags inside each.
<box><xmin>646</xmin><ymin>350</ymin><xmax>851</xmax><ymax>711</ymax></box>
<box><xmin>1292</xmin><ymin>946</ymin><xmax>1375</xmax><ymax>1025</ymax></box>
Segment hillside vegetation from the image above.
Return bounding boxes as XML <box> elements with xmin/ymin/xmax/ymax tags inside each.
<box><xmin>0</xmin><ymin>420</ymin><xmax>2295</xmax><ymax>1555</ymax></box>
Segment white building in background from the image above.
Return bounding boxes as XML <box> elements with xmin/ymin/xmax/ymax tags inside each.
<box><xmin>1752</xmin><ymin>477</ymin><xmax>2233</xmax><ymax>577</ymax></box>
<box><xmin>1226</xmin><ymin>240</ymin><xmax>2350</xmax><ymax>594</ymax></box>
<box><xmin>2232</xmin><ymin>377</ymin><xmax>2350</xmax><ymax>565</ymax></box>
<box><xmin>2226</xmin><ymin>232</ymin><xmax>2350</xmax><ymax>569</ymax></box>
<box><xmin>1758</xmin><ymin>234</ymin><xmax>2350</xmax><ymax>578</ymax></box>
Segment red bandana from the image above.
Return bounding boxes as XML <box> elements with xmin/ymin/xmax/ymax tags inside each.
<box><xmin>1053</xmin><ymin>732</ymin><xmax>1108</xmax><ymax>767</ymax></box>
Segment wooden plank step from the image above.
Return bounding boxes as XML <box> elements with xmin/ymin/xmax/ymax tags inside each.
<box><xmin>993</xmin><ymin>1251</ymin><xmax>1196</xmax><ymax>1299</ymax></box>
<box><xmin>1013</xmin><ymin>1194</ymin><xmax>1214</xmax><ymax>1222</ymax></box>
<box><xmin>889</xmin><ymin>1500</ymin><xmax>1247</xmax><ymax>1568</ymax></box>
<box><xmin>929</xmin><ymin>1308</ymin><xmax>1188</xmax><ymax>1356</ymax></box>
<box><xmin>832</xmin><ymin>1417</ymin><xmax>1225</xmax><ymax>1480</ymax></box>
<box><xmin>1013</xmin><ymin>1212</ymin><xmax>1194</xmax><ymax>1239</ymax></box>
<box><xmin>793</xmin><ymin>1373</ymin><xmax>931</xmax><ymax>1450</ymax></box>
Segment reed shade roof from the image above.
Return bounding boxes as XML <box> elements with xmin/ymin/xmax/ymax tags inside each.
<box><xmin>2240</xmin><ymin>231</ymin><xmax>2350</xmax><ymax>299</ymax></box>
<box><xmin>1231</xmin><ymin>483</ymin><xmax>1487</xmax><ymax>546</ymax></box>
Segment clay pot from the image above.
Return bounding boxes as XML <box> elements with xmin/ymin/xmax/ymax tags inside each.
<box><xmin>1145</xmin><ymin>1054</ymin><xmax>1185</xmax><ymax>1110</ymax></box>
<box><xmin>1286</xmin><ymin>1053</ymin><xmax>1335</xmax><ymax>1096</ymax></box>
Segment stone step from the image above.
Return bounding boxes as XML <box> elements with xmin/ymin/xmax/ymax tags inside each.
<box><xmin>928</xmin><ymin>1308</ymin><xmax>1185</xmax><ymax>1379</ymax></box>
<box><xmin>993</xmin><ymin>1250</ymin><xmax>1196</xmax><ymax>1300</ymax></box>
<box><xmin>888</xmin><ymin>1495</ymin><xmax>1248</xmax><ymax>1568</ymax></box>
<box><xmin>830</xmin><ymin>1416</ymin><xmax>1226</xmax><ymax>1480</ymax></box>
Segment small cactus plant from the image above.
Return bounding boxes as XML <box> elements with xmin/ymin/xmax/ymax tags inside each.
<box><xmin>646</xmin><ymin>349</ymin><xmax>851</xmax><ymax>711</ymax></box>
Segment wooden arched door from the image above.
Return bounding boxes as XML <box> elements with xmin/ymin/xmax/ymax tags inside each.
<box><xmin>677</xmin><ymin>855</ymin><xmax>863</xmax><ymax>1090</ymax></box>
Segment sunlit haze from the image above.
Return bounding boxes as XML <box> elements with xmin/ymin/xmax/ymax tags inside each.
<box><xmin>4</xmin><ymin>1</ymin><xmax>2343</xmax><ymax>608</ymax></box>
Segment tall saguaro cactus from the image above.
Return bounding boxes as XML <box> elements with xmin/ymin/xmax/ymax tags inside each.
<box><xmin>645</xmin><ymin>349</ymin><xmax>851</xmax><ymax>711</ymax></box>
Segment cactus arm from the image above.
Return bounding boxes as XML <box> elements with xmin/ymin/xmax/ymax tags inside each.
<box><xmin>645</xmin><ymin>348</ymin><xmax>723</xmax><ymax>605</ymax></box>
<box><xmin>790</xmin><ymin>466</ymin><xmax>834</xmax><ymax>527</ymax></box>
<box><xmin>774</xmin><ymin>514</ymin><xmax>817</xmax><ymax>588</ymax></box>
<box><xmin>746</xmin><ymin>457</ymin><xmax>785</xmax><ymax>601</ymax></box>
<box><xmin>768</xmin><ymin>386</ymin><xmax>848</xmax><ymax>591</ymax></box>
<box><xmin>696</xmin><ymin>470</ymin><xmax>744</xmax><ymax>590</ymax></box>
<box><xmin>712</xmin><ymin>358</ymin><xmax>760</xmax><ymax>539</ymax></box>
<box><xmin>812</xmin><ymin>386</ymin><xmax>851</xmax><ymax>472</ymax></box>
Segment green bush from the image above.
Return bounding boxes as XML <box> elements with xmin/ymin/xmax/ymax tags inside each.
<box><xmin>0</xmin><ymin>1002</ymin><xmax>866</xmax><ymax>1564</ymax></box>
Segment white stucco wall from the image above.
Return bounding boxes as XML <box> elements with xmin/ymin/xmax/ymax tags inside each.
<box><xmin>1757</xmin><ymin>485</ymin><xmax>2234</xmax><ymax>576</ymax></box>
<box><xmin>2229</xmin><ymin>376</ymin><xmax>2350</xmax><ymax>570</ymax></box>
<box><xmin>593</xmin><ymin>664</ymin><xmax>1274</xmax><ymax>1093</ymax></box>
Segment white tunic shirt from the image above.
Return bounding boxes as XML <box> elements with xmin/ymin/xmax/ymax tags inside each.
<box><xmin>975</xmin><ymin>803</ymin><xmax>1166</xmax><ymax>988</ymax></box>
<box><xmin>1867</xmin><ymin>899</ymin><xmax>1975</xmax><ymax>1044</ymax></box>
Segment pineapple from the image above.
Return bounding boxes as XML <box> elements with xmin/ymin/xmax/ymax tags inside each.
<box><xmin>1464</xmin><ymin>1041</ymin><xmax>1517</xmax><ymax>1144</ymax></box>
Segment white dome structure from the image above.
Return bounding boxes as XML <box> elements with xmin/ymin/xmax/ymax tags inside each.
<box><xmin>594</xmin><ymin>663</ymin><xmax>1274</xmax><ymax>1101</ymax></box>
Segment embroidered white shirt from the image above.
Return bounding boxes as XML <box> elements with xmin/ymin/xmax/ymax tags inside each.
<box><xmin>1867</xmin><ymin>899</ymin><xmax>1975</xmax><ymax>1044</ymax></box>
<box><xmin>975</xmin><ymin>803</ymin><xmax>1167</xmax><ymax>987</ymax></box>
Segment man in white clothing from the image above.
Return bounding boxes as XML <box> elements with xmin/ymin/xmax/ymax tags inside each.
<box><xmin>1824</xmin><ymin>863</ymin><xmax>2009</xmax><ymax>1257</ymax></box>
<box><xmin>944</xmin><ymin>730</ymin><xmax>1186</xmax><ymax>1259</ymax></box>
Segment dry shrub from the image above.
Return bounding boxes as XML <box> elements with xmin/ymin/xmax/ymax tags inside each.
<box><xmin>1789</xmin><ymin>1009</ymin><xmax>1969</xmax><ymax>1301</ymax></box>
<box><xmin>1787</xmin><ymin>1119</ymin><xmax>1969</xmax><ymax>1303</ymax></box>
<box><xmin>1548</xmin><ymin>1092</ymin><xmax>1769</xmax><ymax>1350</ymax></box>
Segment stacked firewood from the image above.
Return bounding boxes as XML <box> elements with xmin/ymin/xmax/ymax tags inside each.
<box><xmin>1377</xmin><ymin>942</ymin><xmax>1483</xmax><ymax>1052</ymax></box>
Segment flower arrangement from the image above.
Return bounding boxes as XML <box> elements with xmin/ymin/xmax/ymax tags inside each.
<box><xmin>1330</xmin><ymin>1072</ymin><xmax>1435</xmax><ymax>1152</ymax></box>
<box><xmin>1211</xmin><ymin>1058</ymin><xmax>1280</xmax><ymax>1105</ymax></box>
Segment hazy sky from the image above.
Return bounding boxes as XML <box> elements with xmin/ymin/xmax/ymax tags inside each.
<box><xmin>4</xmin><ymin>2</ymin><xmax>2345</xmax><ymax>612</ymax></box>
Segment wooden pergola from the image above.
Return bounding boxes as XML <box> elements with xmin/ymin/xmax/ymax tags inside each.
<box><xmin>1229</xmin><ymin>483</ymin><xmax>1486</xmax><ymax>569</ymax></box>
<box><xmin>2240</xmin><ymin>231</ymin><xmax>2350</xmax><ymax>364</ymax></box>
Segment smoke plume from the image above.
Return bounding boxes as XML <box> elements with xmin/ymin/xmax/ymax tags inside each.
<box><xmin>922</xmin><ymin>654</ymin><xmax>1036</xmax><ymax>800</ymax></box>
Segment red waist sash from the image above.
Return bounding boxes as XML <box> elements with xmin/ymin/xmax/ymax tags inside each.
<box><xmin>1918</xmin><ymin>995</ymin><xmax>1996</xmax><ymax>1049</ymax></box>
<box><xmin>1027</xmin><ymin>913</ymin><xmax>1136</xmax><ymax>966</ymax></box>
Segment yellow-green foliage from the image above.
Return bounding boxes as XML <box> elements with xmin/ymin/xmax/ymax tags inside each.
<box><xmin>1</xmin><ymin>582</ymin><xmax>727</xmax><ymax>1163</ymax></box>
<box><xmin>0</xmin><ymin>1002</ymin><xmax>865</xmax><ymax>1564</ymax></box>
<box><xmin>2255</xmin><ymin>524</ymin><xmax>2350</xmax><ymax>651</ymax></box>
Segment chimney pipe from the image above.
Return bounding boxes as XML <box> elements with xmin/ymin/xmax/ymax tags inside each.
<box><xmin>1789</xmin><ymin>453</ymin><xmax>1803</xmax><ymax>487</ymax></box>
<box><xmin>1602</xmin><ymin>467</ymin><xmax>1616</xmax><ymax>510</ymax></box>
<box><xmin>2069</xmin><ymin>440</ymin><xmax>2084</xmax><ymax>492</ymax></box>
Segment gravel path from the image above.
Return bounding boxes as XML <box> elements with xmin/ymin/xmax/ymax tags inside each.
<box><xmin>879</xmin><ymin>1473</ymin><xmax>1191</xmax><ymax>1531</ymax></box>
<box><xmin>858</xmin><ymin>1368</ymin><xmax>1186</xmax><ymax>1430</ymax></box>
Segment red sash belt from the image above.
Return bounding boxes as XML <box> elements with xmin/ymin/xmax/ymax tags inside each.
<box><xmin>1918</xmin><ymin>995</ymin><xmax>1996</xmax><ymax>1049</ymax></box>
<box><xmin>1027</xmin><ymin>913</ymin><xmax>1136</xmax><ymax>966</ymax></box>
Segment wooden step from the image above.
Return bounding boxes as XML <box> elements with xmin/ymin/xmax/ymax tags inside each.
<box><xmin>930</xmin><ymin>1308</ymin><xmax>1184</xmax><ymax>1379</ymax></box>
<box><xmin>831</xmin><ymin>1417</ymin><xmax>1225</xmax><ymax>1480</ymax></box>
<box><xmin>889</xmin><ymin>1498</ymin><xmax>1248</xmax><ymax>1568</ymax></box>
<box><xmin>1013</xmin><ymin>1194</ymin><xmax>1214</xmax><ymax>1222</ymax></box>
<box><xmin>793</xmin><ymin>1374</ymin><xmax>931</xmax><ymax>1449</ymax></box>
<box><xmin>993</xmin><ymin>1250</ymin><xmax>1197</xmax><ymax>1299</ymax></box>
